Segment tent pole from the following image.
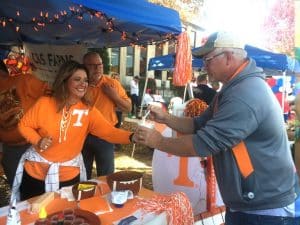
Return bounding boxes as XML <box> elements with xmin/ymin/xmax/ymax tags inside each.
<box><xmin>138</xmin><ymin>75</ymin><xmax>149</xmax><ymax>118</ymax></box>
<box><xmin>183</xmin><ymin>83</ymin><xmax>188</xmax><ymax>103</ymax></box>
<box><xmin>188</xmin><ymin>82</ymin><xmax>194</xmax><ymax>99</ymax></box>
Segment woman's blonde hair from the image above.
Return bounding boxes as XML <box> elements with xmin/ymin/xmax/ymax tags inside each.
<box><xmin>51</xmin><ymin>60</ymin><xmax>91</xmax><ymax>112</ymax></box>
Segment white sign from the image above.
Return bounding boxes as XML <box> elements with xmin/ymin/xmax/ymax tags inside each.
<box><xmin>24</xmin><ymin>43</ymin><xmax>87</xmax><ymax>83</ymax></box>
<box><xmin>152</xmin><ymin>100</ymin><xmax>224</xmax><ymax>215</ymax></box>
<box><xmin>152</xmin><ymin>127</ymin><xmax>224</xmax><ymax>215</ymax></box>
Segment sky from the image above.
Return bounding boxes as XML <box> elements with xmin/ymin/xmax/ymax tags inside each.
<box><xmin>201</xmin><ymin>0</ymin><xmax>276</xmax><ymax>48</ymax></box>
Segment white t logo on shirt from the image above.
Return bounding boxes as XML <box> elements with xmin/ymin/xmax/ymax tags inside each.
<box><xmin>72</xmin><ymin>109</ymin><xmax>88</xmax><ymax>126</ymax></box>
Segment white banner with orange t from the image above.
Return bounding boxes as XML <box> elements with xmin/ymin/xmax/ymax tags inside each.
<box><xmin>152</xmin><ymin>98</ymin><xmax>225</xmax><ymax>224</ymax></box>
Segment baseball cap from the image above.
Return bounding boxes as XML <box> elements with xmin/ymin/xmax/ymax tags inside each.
<box><xmin>192</xmin><ymin>31</ymin><xmax>245</xmax><ymax>58</ymax></box>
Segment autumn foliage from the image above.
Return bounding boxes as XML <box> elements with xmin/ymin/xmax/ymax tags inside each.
<box><xmin>262</xmin><ymin>0</ymin><xmax>295</xmax><ymax>55</ymax></box>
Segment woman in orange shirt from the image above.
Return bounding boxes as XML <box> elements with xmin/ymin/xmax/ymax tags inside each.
<box><xmin>14</xmin><ymin>60</ymin><xmax>134</xmax><ymax>201</ymax></box>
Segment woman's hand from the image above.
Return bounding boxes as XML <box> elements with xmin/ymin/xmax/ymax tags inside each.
<box><xmin>37</xmin><ymin>136</ymin><xmax>53</xmax><ymax>151</ymax></box>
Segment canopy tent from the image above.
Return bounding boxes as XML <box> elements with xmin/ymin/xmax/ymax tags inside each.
<box><xmin>0</xmin><ymin>0</ymin><xmax>182</xmax><ymax>48</ymax></box>
<box><xmin>148</xmin><ymin>45</ymin><xmax>300</xmax><ymax>73</ymax></box>
<box><xmin>149</xmin><ymin>54</ymin><xmax>203</xmax><ymax>70</ymax></box>
<box><xmin>148</xmin><ymin>44</ymin><xmax>300</xmax><ymax>116</ymax></box>
<box><xmin>244</xmin><ymin>45</ymin><xmax>300</xmax><ymax>73</ymax></box>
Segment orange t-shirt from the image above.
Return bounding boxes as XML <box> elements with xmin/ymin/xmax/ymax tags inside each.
<box><xmin>18</xmin><ymin>96</ymin><xmax>132</xmax><ymax>181</ymax></box>
<box><xmin>0</xmin><ymin>73</ymin><xmax>48</xmax><ymax>145</ymax></box>
<box><xmin>89</xmin><ymin>75</ymin><xmax>130</xmax><ymax>125</ymax></box>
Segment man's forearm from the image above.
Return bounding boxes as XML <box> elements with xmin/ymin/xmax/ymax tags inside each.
<box><xmin>165</xmin><ymin>113</ymin><xmax>195</xmax><ymax>134</ymax></box>
<box><xmin>157</xmin><ymin>134</ymin><xmax>198</xmax><ymax>157</ymax></box>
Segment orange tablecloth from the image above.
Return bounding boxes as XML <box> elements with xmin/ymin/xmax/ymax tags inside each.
<box><xmin>0</xmin><ymin>177</ymin><xmax>155</xmax><ymax>225</ymax></box>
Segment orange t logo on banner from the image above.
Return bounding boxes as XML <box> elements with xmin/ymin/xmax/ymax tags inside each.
<box><xmin>173</xmin><ymin>156</ymin><xmax>195</xmax><ymax>187</ymax></box>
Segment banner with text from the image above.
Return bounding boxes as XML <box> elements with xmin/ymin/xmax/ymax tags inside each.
<box><xmin>24</xmin><ymin>43</ymin><xmax>87</xmax><ymax>83</ymax></box>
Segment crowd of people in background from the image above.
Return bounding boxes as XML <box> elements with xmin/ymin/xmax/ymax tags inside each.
<box><xmin>193</xmin><ymin>72</ymin><xmax>217</xmax><ymax>105</ymax></box>
<box><xmin>129</xmin><ymin>75</ymin><xmax>140</xmax><ymax>118</ymax></box>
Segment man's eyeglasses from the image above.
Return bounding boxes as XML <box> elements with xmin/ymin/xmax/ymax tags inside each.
<box><xmin>203</xmin><ymin>52</ymin><xmax>225</xmax><ymax>65</ymax></box>
<box><xmin>85</xmin><ymin>63</ymin><xmax>103</xmax><ymax>68</ymax></box>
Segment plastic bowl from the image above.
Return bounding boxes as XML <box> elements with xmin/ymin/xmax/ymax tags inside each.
<box><xmin>72</xmin><ymin>181</ymin><xmax>97</xmax><ymax>200</ymax></box>
<box><xmin>106</xmin><ymin>171</ymin><xmax>143</xmax><ymax>195</ymax></box>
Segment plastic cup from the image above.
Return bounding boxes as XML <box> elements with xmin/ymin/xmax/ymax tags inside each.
<box><xmin>138</xmin><ymin>120</ymin><xmax>154</xmax><ymax>129</ymax></box>
<box><xmin>111</xmin><ymin>191</ymin><xmax>128</xmax><ymax>208</ymax></box>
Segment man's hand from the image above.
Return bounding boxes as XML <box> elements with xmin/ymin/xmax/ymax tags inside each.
<box><xmin>134</xmin><ymin>126</ymin><xmax>162</xmax><ymax>149</ymax></box>
<box><xmin>101</xmin><ymin>83</ymin><xmax>132</xmax><ymax>112</ymax></box>
<box><xmin>148</xmin><ymin>105</ymin><xmax>168</xmax><ymax>124</ymax></box>
<box><xmin>101</xmin><ymin>83</ymin><xmax>118</xmax><ymax>100</ymax></box>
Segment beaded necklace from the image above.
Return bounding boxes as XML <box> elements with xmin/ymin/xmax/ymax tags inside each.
<box><xmin>59</xmin><ymin>106</ymin><xmax>73</xmax><ymax>143</ymax></box>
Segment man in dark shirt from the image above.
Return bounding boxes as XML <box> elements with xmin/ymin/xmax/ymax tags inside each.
<box><xmin>193</xmin><ymin>73</ymin><xmax>216</xmax><ymax>105</ymax></box>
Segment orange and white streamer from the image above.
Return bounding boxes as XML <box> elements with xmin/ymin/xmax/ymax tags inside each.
<box><xmin>172</xmin><ymin>31</ymin><xmax>192</xmax><ymax>86</ymax></box>
<box><xmin>136</xmin><ymin>192</ymin><xmax>194</xmax><ymax>225</ymax></box>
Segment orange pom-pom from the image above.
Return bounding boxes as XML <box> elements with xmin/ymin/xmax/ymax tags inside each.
<box><xmin>184</xmin><ymin>98</ymin><xmax>208</xmax><ymax>117</ymax></box>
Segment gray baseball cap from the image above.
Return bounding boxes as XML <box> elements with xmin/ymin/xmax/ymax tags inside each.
<box><xmin>193</xmin><ymin>31</ymin><xmax>245</xmax><ymax>58</ymax></box>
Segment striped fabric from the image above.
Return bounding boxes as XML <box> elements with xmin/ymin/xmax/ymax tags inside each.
<box><xmin>10</xmin><ymin>146</ymin><xmax>86</xmax><ymax>203</ymax></box>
